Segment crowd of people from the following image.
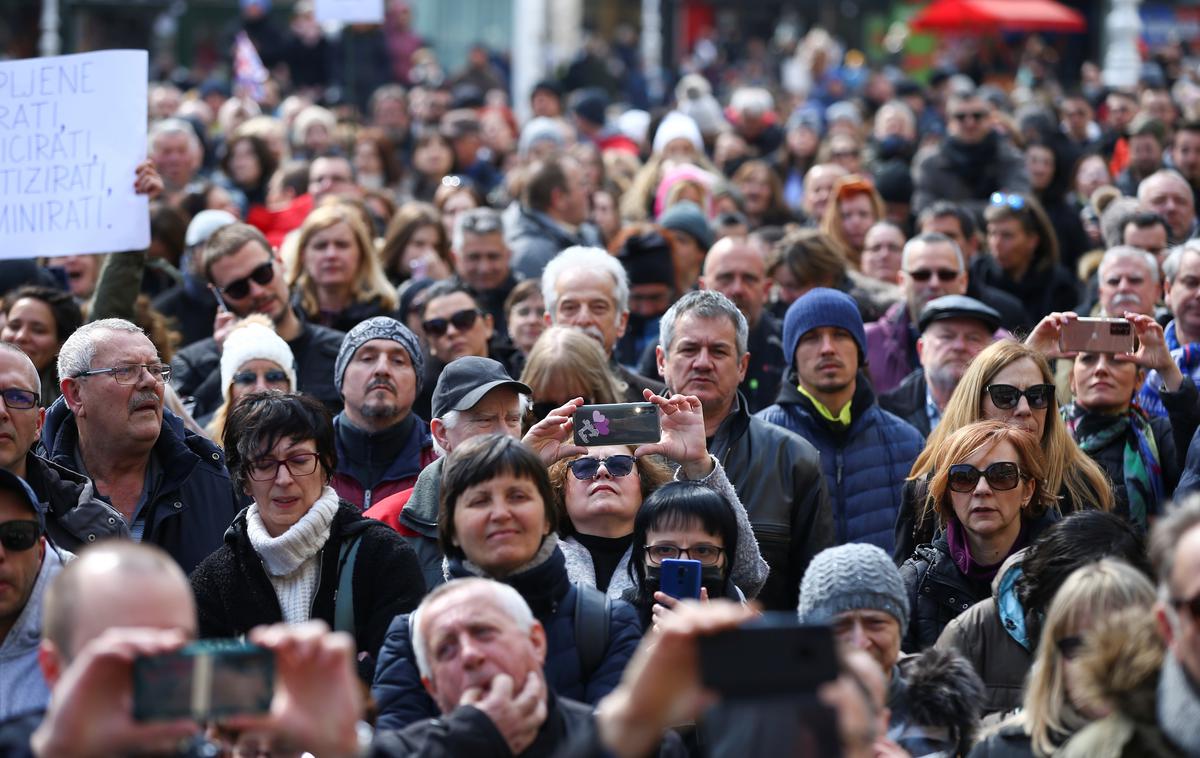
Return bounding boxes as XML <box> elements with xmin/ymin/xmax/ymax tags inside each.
<box><xmin>8</xmin><ymin>7</ymin><xmax>1200</xmax><ymax>757</ymax></box>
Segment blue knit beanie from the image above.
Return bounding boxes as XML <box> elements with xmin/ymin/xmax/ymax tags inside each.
<box><xmin>782</xmin><ymin>288</ymin><xmax>866</xmax><ymax>369</ymax></box>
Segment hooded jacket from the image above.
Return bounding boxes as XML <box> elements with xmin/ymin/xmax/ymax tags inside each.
<box><xmin>865</xmin><ymin>301</ymin><xmax>920</xmax><ymax>395</ymax></box>
<box><xmin>508</xmin><ymin>206</ymin><xmax>603</xmax><ymax>280</ymax></box>
<box><xmin>0</xmin><ymin>546</ymin><xmax>70</xmax><ymax>721</ymax></box>
<box><xmin>880</xmin><ymin>369</ymin><xmax>933</xmax><ymax>439</ymax></box>
<box><xmin>366</xmin><ymin>456</ymin><xmax>445</xmax><ymax>591</ymax></box>
<box><xmin>41</xmin><ymin>401</ymin><xmax>240</xmax><ymax>574</ymax></box>
<box><xmin>756</xmin><ymin>374</ymin><xmax>923</xmax><ymax>552</ymax></box>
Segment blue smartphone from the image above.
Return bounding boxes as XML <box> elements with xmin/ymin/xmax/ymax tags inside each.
<box><xmin>659</xmin><ymin>558</ymin><xmax>702</xmax><ymax>600</ymax></box>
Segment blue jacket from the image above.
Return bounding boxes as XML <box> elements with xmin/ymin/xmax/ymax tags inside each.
<box><xmin>756</xmin><ymin>375</ymin><xmax>923</xmax><ymax>552</ymax></box>
<box><xmin>371</xmin><ymin>541</ymin><xmax>643</xmax><ymax>731</ymax></box>
<box><xmin>41</xmin><ymin>399</ymin><xmax>240</xmax><ymax>573</ymax></box>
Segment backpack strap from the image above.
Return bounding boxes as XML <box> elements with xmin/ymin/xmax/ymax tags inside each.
<box><xmin>334</xmin><ymin>534</ymin><xmax>364</xmax><ymax>637</ymax></box>
<box><xmin>573</xmin><ymin>583</ymin><xmax>610</xmax><ymax>680</ymax></box>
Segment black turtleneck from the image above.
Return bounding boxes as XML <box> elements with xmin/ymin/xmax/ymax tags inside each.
<box><xmin>574</xmin><ymin>532</ymin><xmax>633</xmax><ymax>592</ymax></box>
<box><xmin>335</xmin><ymin>413</ymin><xmax>417</xmax><ymax>489</ymax></box>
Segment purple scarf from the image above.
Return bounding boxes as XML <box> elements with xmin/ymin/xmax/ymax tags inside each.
<box><xmin>946</xmin><ymin>518</ymin><xmax>1029</xmax><ymax>584</ymax></box>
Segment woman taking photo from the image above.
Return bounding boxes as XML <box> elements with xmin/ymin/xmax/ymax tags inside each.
<box><xmin>380</xmin><ymin>202</ymin><xmax>453</xmax><ymax>285</ymax></box>
<box><xmin>287</xmin><ymin>202</ymin><xmax>400</xmax><ymax>332</ymax></box>
<box><xmin>190</xmin><ymin>392</ymin><xmax>425</xmax><ymax>677</ymax></box>
<box><xmin>895</xmin><ymin>339</ymin><xmax>1112</xmax><ymax>563</ymax></box>
<box><xmin>901</xmin><ymin>420</ymin><xmax>1056</xmax><ymax>649</ymax></box>
<box><xmin>369</xmin><ymin>434</ymin><xmax>643</xmax><ymax>730</ymax></box>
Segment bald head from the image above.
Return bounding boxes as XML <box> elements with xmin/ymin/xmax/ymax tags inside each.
<box><xmin>702</xmin><ymin>236</ymin><xmax>770</xmax><ymax>326</ymax></box>
<box><xmin>1138</xmin><ymin>170</ymin><xmax>1196</xmax><ymax>243</ymax></box>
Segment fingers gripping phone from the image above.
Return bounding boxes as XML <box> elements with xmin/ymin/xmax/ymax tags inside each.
<box><xmin>133</xmin><ymin>639</ymin><xmax>274</xmax><ymax>722</ymax></box>
<box><xmin>659</xmin><ymin>558</ymin><xmax>702</xmax><ymax>600</ymax></box>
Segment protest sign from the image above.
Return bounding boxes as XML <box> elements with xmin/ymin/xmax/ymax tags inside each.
<box><xmin>314</xmin><ymin>0</ymin><xmax>385</xmax><ymax>24</ymax></box>
<box><xmin>0</xmin><ymin>50</ymin><xmax>150</xmax><ymax>258</ymax></box>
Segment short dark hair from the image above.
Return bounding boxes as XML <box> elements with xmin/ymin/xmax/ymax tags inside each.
<box><xmin>202</xmin><ymin>223</ymin><xmax>273</xmax><ymax>283</ymax></box>
<box><xmin>277</xmin><ymin>160</ymin><xmax>311</xmax><ymax>197</ymax></box>
<box><xmin>223</xmin><ymin>392</ymin><xmax>336</xmax><ymax>492</ymax></box>
<box><xmin>627</xmin><ymin>480</ymin><xmax>740</xmax><ymax>596</ymax></box>
<box><xmin>438</xmin><ymin>435</ymin><xmax>558</xmax><ymax>561</ymax></box>
<box><xmin>421</xmin><ymin>280</ymin><xmax>480</xmax><ymax>318</ymax></box>
<box><xmin>220</xmin><ymin>134</ymin><xmax>279</xmax><ymax>190</ymax></box>
<box><xmin>522</xmin><ymin>157</ymin><xmax>570</xmax><ymax>213</ymax></box>
<box><xmin>3</xmin><ymin>285</ymin><xmax>84</xmax><ymax>346</ymax></box>
<box><xmin>918</xmin><ymin>200</ymin><xmax>977</xmax><ymax>239</ymax></box>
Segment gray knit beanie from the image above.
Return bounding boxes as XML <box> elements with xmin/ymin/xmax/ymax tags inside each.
<box><xmin>798</xmin><ymin>543</ymin><xmax>909</xmax><ymax>635</ymax></box>
<box><xmin>334</xmin><ymin>317</ymin><xmax>425</xmax><ymax>396</ymax></box>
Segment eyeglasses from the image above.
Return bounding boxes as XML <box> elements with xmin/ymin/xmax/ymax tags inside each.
<box><xmin>905</xmin><ymin>268</ymin><xmax>960</xmax><ymax>282</ymax></box>
<box><xmin>233</xmin><ymin>369</ymin><xmax>290</xmax><ymax>386</ymax></box>
<box><xmin>216</xmin><ymin>260</ymin><xmax>276</xmax><ymax>299</ymax></box>
<box><xmin>422</xmin><ymin>308</ymin><xmax>481</xmax><ymax>337</ymax></box>
<box><xmin>569</xmin><ymin>455</ymin><xmax>636</xmax><ymax>480</ymax></box>
<box><xmin>983</xmin><ymin>383</ymin><xmax>1055</xmax><ymax>410</ymax></box>
<box><xmin>1055</xmin><ymin>635</ymin><xmax>1085</xmax><ymax>660</ymax></box>
<box><xmin>0</xmin><ymin>388</ymin><xmax>39</xmax><ymax>409</ymax></box>
<box><xmin>248</xmin><ymin>452</ymin><xmax>320</xmax><ymax>481</ymax></box>
<box><xmin>74</xmin><ymin>363</ymin><xmax>171</xmax><ymax>385</ymax></box>
<box><xmin>646</xmin><ymin>543</ymin><xmax>725</xmax><ymax>566</ymax></box>
<box><xmin>951</xmin><ymin>110</ymin><xmax>989</xmax><ymax>122</ymax></box>
<box><xmin>990</xmin><ymin>192</ymin><xmax>1027</xmax><ymax>210</ymax></box>
<box><xmin>947</xmin><ymin>461</ymin><xmax>1023</xmax><ymax>493</ymax></box>
<box><xmin>0</xmin><ymin>520</ymin><xmax>41</xmax><ymax>551</ymax></box>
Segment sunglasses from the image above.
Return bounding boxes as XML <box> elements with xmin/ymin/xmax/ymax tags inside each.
<box><xmin>233</xmin><ymin>369</ymin><xmax>290</xmax><ymax>386</ymax></box>
<box><xmin>569</xmin><ymin>455</ymin><xmax>636</xmax><ymax>480</ymax></box>
<box><xmin>422</xmin><ymin>308</ymin><xmax>480</xmax><ymax>338</ymax></box>
<box><xmin>217</xmin><ymin>260</ymin><xmax>275</xmax><ymax>300</ymax></box>
<box><xmin>0</xmin><ymin>520</ymin><xmax>41</xmax><ymax>551</ymax></box>
<box><xmin>951</xmin><ymin>110</ymin><xmax>988</xmax><ymax>122</ymax></box>
<box><xmin>1172</xmin><ymin>592</ymin><xmax>1200</xmax><ymax>619</ymax></box>
<box><xmin>906</xmin><ymin>268</ymin><xmax>960</xmax><ymax>283</ymax></box>
<box><xmin>989</xmin><ymin>192</ymin><xmax>1027</xmax><ymax>210</ymax></box>
<box><xmin>1055</xmin><ymin>635</ymin><xmax>1085</xmax><ymax>660</ymax></box>
<box><xmin>983</xmin><ymin>383</ymin><xmax>1055</xmax><ymax>410</ymax></box>
<box><xmin>947</xmin><ymin>461</ymin><xmax>1023</xmax><ymax>493</ymax></box>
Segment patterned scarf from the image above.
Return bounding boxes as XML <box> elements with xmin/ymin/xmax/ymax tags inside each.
<box><xmin>1136</xmin><ymin>320</ymin><xmax>1200</xmax><ymax>418</ymax></box>
<box><xmin>1062</xmin><ymin>402</ymin><xmax>1162</xmax><ymax>531</ymax></box>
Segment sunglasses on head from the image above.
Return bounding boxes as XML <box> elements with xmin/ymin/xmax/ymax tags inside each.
<box><xmin>569</xmin><ymin>455</ymin><xmax>636</xmax><ymax>480</ymax></box>
<box><xmin>0</xmin><ymin>520</ymin><xmax>41</xmax><ymax>551</ymax></box>
<box><xmin>984</xmin><ymin>383</ymin><xmax>1055</xmax><ymax>410</ymax></box>
<box><xmin>947</xmin><ymin>461</ymin><xmax>1023</xmax><ymax>493</ymax></box>
<box><xmin>906</xmin><ymin>268</ymin><xmax>960</xmax><ymax>283</ymax></box>
<box><xmin>233</xmin><ymin>369</ymin><xmax>290</xmax><ymax>386</ymax></box>
<box><xmin>422</xmin><ymin>308</ymin><xmax>480</xmax><ymax>337</ymax></box>
<box><xmin>989</xmin><ymin>192</ymin><xmax>1027</xmax><ymax>211</ymax></box>
<box><xmin>217</xmin><ymin>260</ymin><xmax>275</xmax><ymax>299</ymax></box>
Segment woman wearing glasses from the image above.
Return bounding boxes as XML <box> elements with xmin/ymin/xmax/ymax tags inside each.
<box><xmin>548</xmin><ymin>393</ymin><xmax>767</xmax><ymax>602</ymax></box>
<box><xmin>900</xmin><ymin>420</ymin><xmax>1056</xmax><ymax>650</ymax></box>
<box><xmin>894</xmin><ymin>340</ymin><xmax>1112</xmax><ymax>564</ymax></box>
<box><xmin>190</xmin><ymin>392</ymin><xmax>426</xmax><ymax>680</ymax></box>
<box><xmin>202</xmin><ymin>316</ymin><xmax>296</xmax><ymax>442</ymax></box>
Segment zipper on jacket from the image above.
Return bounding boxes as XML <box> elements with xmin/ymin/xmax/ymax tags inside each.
<box><xmin>309</xmin><ymin>548</ymin><xmax>327</xmax><ymax>619</ymax></box>
<box><xmin>363</xmin><ymin>488</ymin><xmax>372</xmax><ymax>510</ymax></box>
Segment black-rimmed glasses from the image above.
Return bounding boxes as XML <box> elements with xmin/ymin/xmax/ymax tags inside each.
<box><xmin>983</xmin><ymin>383</ymin><xmax>1054</xmax><ymax>410</ymax></box>
<box><xmin>0</xmin><ymin>520</ymin><xmax>41</xmax><ymax>551</ymax></box>
<box><xmin>0</xmin><ymin>388</ymin><xmax>38</xmax><ymax>409</ymax></box>
<box><xmin>422</xmin><ymin>308</ymin><xmax>481</xmax><ymax>337</ymax></box>
<box><xmin>216</xmin><ymin>260</ymin><xmax>275</xmax><ymax>299</ymax></box>
<box><xmin>645</xmin><ymin>543</ymin><xmax>724</xmax><ymax>566</ymax></box>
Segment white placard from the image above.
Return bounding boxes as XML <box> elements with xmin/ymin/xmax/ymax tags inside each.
<box><xmin>314</xmin><ymin>0</ymin><xmax>385</xmax><ymax>24</ymax></box>
<box><xmin>0</xmin><ymin>49</ymin><xmax>149</xmax><ymax>258</ymax></box>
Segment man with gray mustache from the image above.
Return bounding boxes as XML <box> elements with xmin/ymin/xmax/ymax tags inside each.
<box><xmin>1097</xmin><ymin>246</ymin><xmax>1162</xmax><ymax>318</ymax></box>
<box><xmin>40</xmin><ymin>319</ymin><xmax>240</xmax><ymax>573</ymax></box>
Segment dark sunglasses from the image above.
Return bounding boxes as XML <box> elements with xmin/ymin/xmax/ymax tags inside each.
<box><xmin>951</xmin><ymin>110</ymin><xmax>988</xmax><ymax>122</ymax></box>
<box><xmin>906</xmin><ymin>268</ymin><xmax>960</xmax><ymax>283</ymax></box>
<box><xmin>947</xmin><ymin>461</ymin><xmax>1023</xmax><ymax>493</ymax></box>
<box><xmin>569</xmin><ymin>455</ymin><xmax>636</xmax><ymax>480</ymax></box>
<box><xmin>0</xmin><ymin>520</ymin><xmax>41</xmax><ymax>551</ymax></box>
<box><xmin>422</xmin><ymin>308</ymin><xmax>480</xmax><ymax>338</ymax></box>
<box><xmin>1055</xmin><ymin>635</ymin><xmax>1085</xmax><ymax>660</ymax></box>
<box><xmin>233</xmin><ymin>369</ymin><xmax>290</xmax><ymax>386</ymax></box>
<box><xmin>217</xmin><ymin>260</ymin><xmax>275</xmax><ymax>300</ymax></box>
<box><xmin>984</xmin><ymin>383</ymin><xmax>1055</xmax><ymax>410</ymax></box>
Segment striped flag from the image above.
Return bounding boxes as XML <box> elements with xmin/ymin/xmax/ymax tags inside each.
<box><xmin>233</xmin><ymin>31</ymin><xmax>268</xmax><ymax>102</ymax></box>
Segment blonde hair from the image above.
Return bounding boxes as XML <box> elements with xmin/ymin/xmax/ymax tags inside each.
<box><xmin>819</xmin><ymin>174</ymin><xmax>884</xmax><ymax>268</ymax></box>
<box><xmin>912</xmin><ymin>340</ymin><xmax>1112</xmax><ymax>533</ymax></box>
<box><xmin>287</xmin><ymin>203</ymin><xmax>398</xmax><ymax>318</ymax></box>
<box><xmin>1020</xmin><ymin>559</ymin><xmax>1155</xmax><ymax>755</ymax></box>
<box><xmin>519</xmin><ymin>326</ymin><xmax>626</xmax><ymax>403</ymax></box>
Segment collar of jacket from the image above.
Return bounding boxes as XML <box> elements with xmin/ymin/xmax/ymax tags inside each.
<box><xmin>446</xmin><ymin>536</ymin><xmax>570</xmax><ymax>617</ymax></box>
<box><xmin>333</xmin><ymin>411</ymin><xmax>430</xmax><ymax>482</ymax></box>
<box><xmin>397</xmin><ymin>456</ymin><xmax>443</xmax><ymax>536</ymax></box>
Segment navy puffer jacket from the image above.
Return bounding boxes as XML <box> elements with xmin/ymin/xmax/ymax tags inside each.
<box><xmin>756</xmin><ymin>375</ymin><xmax>923</xmax><ymax>552</ymax></box>
<box><xmin>371</xmin><ymin>539</ymin><xmax>642</xmax><ymax>730</ymax></box>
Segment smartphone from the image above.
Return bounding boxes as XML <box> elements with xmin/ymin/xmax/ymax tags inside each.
<box><xmin>699</xmin><ymin>615</ymin><xmax>838</xmax><ymax>699</ymax></box>
<box><xmin>1059</xmin><ymin>317</ymin><xmax>1137</xmax><ymax>354</ymax></box>
<box><xmin>133</xmin><ymin>639</ymin><xmax>274</xmax><ymax>722</ymax></box>
<box><xmin>573</xmin><ymin>402</ymin><xmax>660</xmax><ymax>446</ymax></box>
<box><xmin>659</xmin><ymin>558</ymin><xmax>702</xmax><ymax>600</ymax></box>
<box><xmin>210</xmin><ymin>286</ymin><xmax>230</xmax><ymax>314</ymax></box>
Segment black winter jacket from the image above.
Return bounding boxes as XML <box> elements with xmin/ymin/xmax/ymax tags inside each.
<box><xmin>879</xmin><ymin>369</ymin><xmax>933</xmax><ymax>439</ymax></box>
<box><xmin>190</xmin><ymin>500</ymin><xmax>426</xmax><ymax>676</ymax></box>
<box><xmin>371</xmin><ymin>543</ymin><xmax>642</xmax><ymax>731</ymax></box>
<box><xmin>709</xmin><ymin>392</ymin><xmax>834</xmax><ymax>611</ymax></box>
<box><xmin>24</xmin><ymin>452</ymin><xmax>129</xmax><ymax>551</ymax></box>
<box><xmin>41</xmin><ymin>402</ymin><xmax>240</xmax><ymax>574</ymax></box>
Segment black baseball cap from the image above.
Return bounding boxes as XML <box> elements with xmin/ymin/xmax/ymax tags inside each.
<box><xmin>918</xmin><ymin>295</ymin><xmax>1002</xmax><ymax>334</ymax></box>
<box><xmin>432</xmin><ymin>356</ymin><xmax>533</xmax><ymax>420</ymax></box>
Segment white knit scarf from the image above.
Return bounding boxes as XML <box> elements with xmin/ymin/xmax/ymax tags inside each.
<box><xmin>247</xmin><ymin>485</ymin><xmax>341</xmax><ymax>623</ymax></box>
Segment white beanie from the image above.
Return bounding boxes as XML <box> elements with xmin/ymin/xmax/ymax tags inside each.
<box><xmin>652</xmin><ymin>111</ymin><xmax>704</xmax><ymax>155</ymax></box>
<box><xmin>219</xmin><ymin>320</ymin><xmax>297</xmax><ymax>406</ymax></box>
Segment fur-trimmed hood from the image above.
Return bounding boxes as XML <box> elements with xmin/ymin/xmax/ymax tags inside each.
<box><xmin>891</xmin><ymin>647</ymin><xmax>986</xmax><ymax>756</ymax></box>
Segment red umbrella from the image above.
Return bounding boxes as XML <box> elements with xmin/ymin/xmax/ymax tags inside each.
<box><xmin>910</xmin><ymin>0</ymin><xmax>1087</xmax><ymax>33</ymax></box>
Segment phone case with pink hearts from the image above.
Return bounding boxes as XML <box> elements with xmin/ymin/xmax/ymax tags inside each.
<box><xmin>573</xmin><ymin>402</ymin><xmax>660</xmax><ymax>446</ymax></box>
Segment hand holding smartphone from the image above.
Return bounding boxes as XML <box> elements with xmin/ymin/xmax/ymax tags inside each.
<box><xmin>1058</xmin><ymin>317</ymin><xmax>1137</xmax><ymax>354</ymax></box>
<box><xmin>133</xmin><ymin>639</ymin><xmax>274</xmax><ymax>722</ymax></box>
<box><xmin>659</xmin><ymin>558</ymin><xmax>702</xmax><ymax>600</ymax></box>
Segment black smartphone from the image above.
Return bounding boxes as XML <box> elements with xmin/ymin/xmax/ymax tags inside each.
<box><xmin>659</xmin><ymin>558</ymin><xmax>702</xmax><ymax>600</ymax></box>
<box><xmin>210</xmin><ymin>286</ymin><xmax>230</xmax><ymax>314</ymax></box>
<box><xmin>573</xmin><ymin>402</ymin><xmax>659</xmax><ymax>446</ymax></box>
<box><xmin>699</xmin><ymin>616</ymin><xmax>838</xmax><ymax>699</ymax></box>
<box><xmin>133</xmin><ymin>639</ymin><xmax>274</xmax><ymax>722</ymax></box>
